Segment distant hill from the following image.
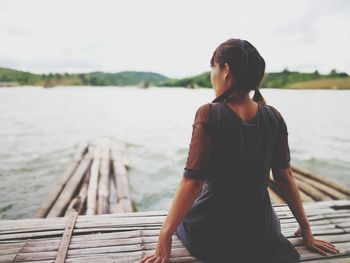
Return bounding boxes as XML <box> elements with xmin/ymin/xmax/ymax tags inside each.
<box><xmin>0</xmin><ymin>67</ymin><xmax>169</xmax><ymax>87</ymax></box>
<box><xmin>156</xmin><ymin>72</ymin><xmax>211</xmax><ymax>88</ymax></box>
<box><xmin>285</xmin><ymin>77</ymin><xmax>350</xmax><ymax>89</ymax></box>
<box><xmin>156</xmin><ymin>68</ymin><xmax>350</xmax><ymax>89</ymax></box>
<box><xmin>263</xmin><ymin>69</ymin><xmax>349</xmax><ymax>89</ymax></box>
<box><xmin>1</xmin><ymin>66</ymin><xmax>349</xmax><ymax>89</ymax></box>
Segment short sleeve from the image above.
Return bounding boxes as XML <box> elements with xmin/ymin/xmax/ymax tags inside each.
<box><xmin>271</xmin><ymin>113</ymin><xmax>291</xmax><ymax>169</ymax></box>
<box><xmin>183</xmin><ymin>103</ymin><xmax>213</xmax><ymax>180</ymax></box>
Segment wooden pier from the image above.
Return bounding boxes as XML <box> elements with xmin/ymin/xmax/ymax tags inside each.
<box><xmin>0</xmin><ymin>200</ymin><xmax>350</xmax><ymax>262</ymax></box>
<box><xmin>1</xmin><ymin>138</ymin><xmax>350</xmax><ymax>262</ymax></box>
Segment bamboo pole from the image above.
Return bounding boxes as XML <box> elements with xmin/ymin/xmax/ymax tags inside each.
<box><xmin>293</xmin><ymin>176</ymin><xmax>332</xmax><ymax>201</ymax></box>
<box><xmin>54</xmin><ymin>202</ymin><xmax>79</xmax><ymax>263</ymax></box>
<box><xmin>86</xmin><ymin>147</ymin><xmax>100</xmax><ymax>216</ymax></box>
<box><xmin>292</xmin><ymin>165</ymin><xmax>350</xmax><ymax>196</ymax></box>
<box><xmin>293</xmin><ymin>172</ymin><xmax>348</xmax><ymax>200</ymax></box>
<box><xmin>64</xmin><ymin>170</ymin><xmax>90</xmax><ymax>217</ymax></box>
<box><xmin>77</xmin><ymin>168</ymin><xmax>91</xmax><ymax>215</ymax></box>
<box><xmin>111</xmin><ymin>145</ymin><xmax>133</xmax><ymax>213</ymax></box>
<box><xmin>33</xmin><ymin>142</ymin><xmax>88</xmax><ymax>218</ymax></box>
<box><xmin>97</xmin><ymin>143</ymin><xmax>110</xmax><ymax>214</ymax></box>
<box><xmin>269</xmin><ymin>172</ymin><xmax>314</xmax><ymax>202</ymax></box>
<box><xmin>47</xmin><ymin>152</ymin><xmax>92</xmax><ymax>217</ymax></box>
<box><xmin>109</xmin><ymin>168</ymin><xmax>117</xmax><ymax>214</ymax></box>
<box><xmin>267</xmin><ymin>187</ymin><xmax>285</xmax><ymax>204</ymax></box>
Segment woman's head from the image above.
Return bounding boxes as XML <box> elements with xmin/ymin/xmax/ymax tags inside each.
<box><xmin>210</xmin><ymin>38</ymin><xmax>266</xmax><ymax>105</ymax></box>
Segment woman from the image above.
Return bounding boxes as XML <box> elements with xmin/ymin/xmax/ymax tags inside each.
<box><xmin>140</xmin><ymin>38</ymin><xmax>339</xmax><ymax>263</ymax></box>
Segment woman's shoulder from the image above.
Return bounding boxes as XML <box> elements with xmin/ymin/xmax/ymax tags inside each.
<box><xmin>194</xmin><ymin>103</ymin><xmax>211</xmax><ymax>123</ymax></box>
<box><xmin>262</xmin><ymin>103</ymin><xmax>284</xmax><ymax>120</ymax></box>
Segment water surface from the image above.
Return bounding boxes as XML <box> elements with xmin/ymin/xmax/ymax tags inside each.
<box><xmin>0</xmin><ymin>87</ymin><xmax>349</xmax><ymax>219</ymax></box>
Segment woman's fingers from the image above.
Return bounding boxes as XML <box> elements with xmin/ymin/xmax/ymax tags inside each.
<box><xmin>140</xmin><ymin>255</ymin><xmax>168</xmax><ymax>263</ymax></box>
<box><xmin>308</xmin><ymin>244</ymin><xmax>328</xmax><ymax>256</ymax></box>
<box><xmin>145</xmin><ymin>255</ymin><xmax>158</xmax><ymax>263</ymax></box>
<box><xmin>314</xmin><ymin>241</ymin><xmax>339</xmax><ymax>254</ymax></box>
<box><xmin>140</xmin><ymin>255</ymin><xmax>155</xmax><ymax>263</ymax></box>
<box><xmin>308</xmin><ymin>241</ymin><xmax>340</xmax><ymax>256</ymax></box>
<box><xmin>315</xmin><ymin>239</ymin><xmax>336</xmax><ymax>248</ymax></box>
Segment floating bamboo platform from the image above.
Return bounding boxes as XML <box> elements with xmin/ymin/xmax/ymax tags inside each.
<box><xmin>1</xmin><ymin>138</ymin><xmax>350</xmax><ymax>262</ymax></box>
<box><xmin>0</xmin><ymin>199</ymin><xmax>350</xmax><ymax>262</ymax></box>
<box><xmin>33</xmin><ymin>138</ymin><xmax>133</xmax><ymax>218</ymax></box>
<box><xmin>33</xmin><ymin>138</ymin><xmax>350</xmax><ymax>219</ymax></box>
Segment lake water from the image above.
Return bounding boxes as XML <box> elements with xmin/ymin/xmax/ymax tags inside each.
<box><xmin>0</xmin><ymin>86</ymin><xmax>349</xmax><ymax>219</ymax></box>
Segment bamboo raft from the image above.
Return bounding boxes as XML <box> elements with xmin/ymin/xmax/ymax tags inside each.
<box><xmin>1</xmin><ymin>138</ymin><xmax>350</xmax><ymax>262</ymax></box>
<box><xmin>0</xmin><ymin>199</ymin><xmax>350</xmax><ymax>262</ymax></box>
<box><xmin>33</xmin><ymin>138</ymin><xmax>133</xmax><ymax>218</ymax></box>
<box><xmin>33</xmin><ymin>138</ymin><xmax>350</xmax><ymax>219</ymax></box>
<box><xmin>268</xmin><ymin>166</ymin><xmax>350</xmax><ymax>204</ymax></box>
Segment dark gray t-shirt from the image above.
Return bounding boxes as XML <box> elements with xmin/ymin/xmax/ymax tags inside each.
<box><xmin>175</xmin><ymin>102</ymin><xmax>300</xmax><ymax>263</ymax></box>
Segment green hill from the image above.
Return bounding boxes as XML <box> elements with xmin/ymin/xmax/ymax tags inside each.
<box><xmin>155</xmin><ymin>68</ymin><xmax>350</xmax><ymax>89</ymax></box>
<box><xmin>286</xmin><ymin>77</ymin><xmax>350</xmax><ymax>89</ymax></box>
<box><xmin>0</xmin><ymin>67</ymin><xmax>169</xmax><ymax>87</ymax></box>
<box><xmin>156</xmin><ymin>72</ymin><xmax>211</xmax><ymax>88</ymax></box>
<box><xmin>1</xmin><ymin>66</ymin><xmax>349</xmax><ymax>89</ymax></box>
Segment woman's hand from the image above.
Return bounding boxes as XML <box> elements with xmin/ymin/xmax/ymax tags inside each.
<box><xmin>139</xmin><ymin>230</ymin><xmax>173</xmax><ymax>263</ymax></box>
<box><xmin>294</xmin><ymin>226</ymin><xmax>340</xmax><ymax>256</ymax></box>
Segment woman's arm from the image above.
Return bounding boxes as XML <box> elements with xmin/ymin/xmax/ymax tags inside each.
<box><xmin>139</xmin><ymin>177</ymin><xmax>205</xmax><ymax>263</ymax></box>
<box><xmin>160</xmin><ymin>177</ymin><xmax>205</xmax><ymax>237</ymax></box>
<box><xmin>272</xmin><ymin>167</ymin><xmax>339</xmax><ymax>256</ymax></box>
<box><xmin>272</xmin><ymin>167</ymin><xmax>310</xmax><ymax>230</ymax></box>
<box><xmin>140</xmin><ymin>104</ymin><xmax>212</xmax><ymax>262</ymax></box>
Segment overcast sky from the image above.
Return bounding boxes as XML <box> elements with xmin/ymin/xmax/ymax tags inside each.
<box><xmin>0</xmin><ymin>0</ymin><xmax>349</xmax><ymax>78</ymax></box>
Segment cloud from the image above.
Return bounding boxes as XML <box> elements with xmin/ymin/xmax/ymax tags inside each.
<box><xmin>0</xmin><ymin>0</ymin><xmax>349</xmax><ymax>78</ymax></box>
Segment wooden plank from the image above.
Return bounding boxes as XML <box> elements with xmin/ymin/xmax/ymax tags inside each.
<box><xmin>297</xmin><ymin>241</ymin><xmax>350</xmax><ymax>261</ymax></box>
<box><xmin>293</xmin><ymin>172</ymin><xmax>348</xmax><ymax>200</ymax></box>
<box><xmin>111</xmin><ymin>145</ymin><xmax>133</xmax><ymax>213</ymax></box>
<box><xmin>54</xmin><ymin>211</ymin><xmax>79</xmax><ymax>263</ymax></box>
<box><xmin>47</xmin><ymin>152</ymin><xmax>92</xmax><ymax>217</ymax></box>
<box><xmin>3</xmin><ymin>209</ymin><xmax>350</xmax><ymax>235</ymax></box>
<box><xmin>108</xmin><ymin>169</ymin><xmax>117</xmax><ymax>214</ymax></box>
<box><xmin>304</xmin><ymin>257</ymin><xmax>350</xmax><ymax>263</ymax></box>
<box><xmin>33</xmin><ymin>142</ymin><xmax>89</xmax><ymax>218</ymax></box>
<box><xmin>292</xmin><ymin>165</ymin><xmax>350</xmax><ymax>196</ymax></box>
<box><xmin>7</xmin><ymin>230</ymin><xmax>350</xmax><ymax>255</ymax></box>
<box><xmin>97</xmin><ymin>144</ymin><xmax>110</xmax><ymax>214</ymax></box>
<box><xmin>4</xmin><ymin>208</ymin><xmax>348</xmax><ymax>235</ymax></box>
<box><xmin>86</xmin><ymin>147</ymin><xmax>100</xmax><ymax>216</ymax></box>
<box><xmin>77</xmin><ymin>169</ymin><xmax>90</xmax><ymax>215</ymax></box>
<box><xmin>267</xmin><ymin>187</ymin><xmax>285</xmax><ymax>204</ymax></box>
<box><xmin>269</xmin><ymin>174</ymin><xmax>314</xmax><ymax>202</ymax></box>
<box><xmin>3</xmin><ymin>198</ymin><xmax>350</xmax><ymax>262</ymax></box>
<box><xmin>293</xmin><ymin>176</ymin><xmax>333</xmax><ymax>201</ymax></box>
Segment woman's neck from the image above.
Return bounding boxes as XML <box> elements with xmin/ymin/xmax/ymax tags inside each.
<box><xmin>223</xmin><ymin>90</ymin><xmax>250</xmax><ymax>105</ymax></box>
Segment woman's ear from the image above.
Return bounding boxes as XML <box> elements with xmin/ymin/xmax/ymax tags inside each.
<box><xmin>223</xmin><ymin>63</ymin><xmax>230</xmax><ymax>80</ymax></box>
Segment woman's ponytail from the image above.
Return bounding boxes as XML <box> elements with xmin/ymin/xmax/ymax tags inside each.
<box><xmin>252</xmin><ymin>86</ymin><xmax>266</xmax><ymax>105</ymax></box>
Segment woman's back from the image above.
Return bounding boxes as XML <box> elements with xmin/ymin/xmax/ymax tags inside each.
<box><xmin>175</xmin><ymin>101</ymin><xmax>300</xmax><ymax>262</ymax></box>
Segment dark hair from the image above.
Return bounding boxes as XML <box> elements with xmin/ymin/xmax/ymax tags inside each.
<box><xmin>210</xmin><ymin>38</ymin><xmax>266</xmax><ymax>105</ymax></box>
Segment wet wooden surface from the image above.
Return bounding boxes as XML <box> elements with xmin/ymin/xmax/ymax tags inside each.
<box><xmin>1</xmin><ymin>200</ymin><xmax>350</xmax><ymax>262</ymax></box>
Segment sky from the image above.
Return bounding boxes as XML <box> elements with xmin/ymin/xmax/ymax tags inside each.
<box><xmin>0</xmin><ymin>0</ymin><xmax>349</xmax><ymax>79</ymax></box>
